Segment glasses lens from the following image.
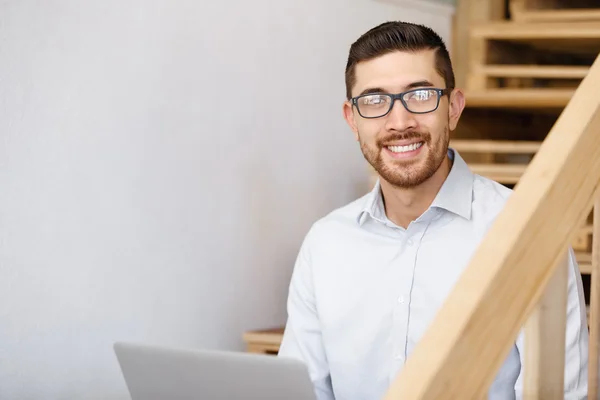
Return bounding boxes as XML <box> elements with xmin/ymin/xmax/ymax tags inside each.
<box><xmin>403</xmin><ymin>89</ymin><xmax>439</xmax><ymax>113</ymax></box>
<box><xmin>356</xmin><ymin>94</ymin><xmax>392</xmax><ymax>118</ymax></box>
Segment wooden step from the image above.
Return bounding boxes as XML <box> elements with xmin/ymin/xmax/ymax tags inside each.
<box><xmin>510</xmin><ymin>0</ymin><xmax>600</xmax><ymax>23</ymax></box>
<box><xmin>465</xmin><ymin>88</ymin><xmax>574</xmax><ymax>108</ymax></box>
<box><xmin>512</xmin><ymin>8</ymin><xmax>600</xmax><ymax>23</ymax></box>
<box><xmin>577</xmin><ymin>251</ymin><xmax>593</xmax><ymax>274</ymax></box>
<box><xmin>469</xmin><ymin>163</ymin><xmax>527</xmax><ymax>184</ymax></box>
<box><xmin>242</xmin><ymin>327</ymin><xmax>284</xmax><ymax>354</ymax></box>
<box><xmin>472</xmin><ymin>21</ymin><xmax>600</xmax><ymax>41</ymax></box>
<box><xmin>471</xmin><ymin>21</ymin><xmax>600</xmax><ymax>55</ymax></box>
<box><xmin>450</xmin><ymin>139</ymin><xmax>541</xmax><ymax>154</ymax></box>
<box><xmin>477</xmin><ymin>65</ymin><xmax>589</xmax><ymax>79</ymax></box>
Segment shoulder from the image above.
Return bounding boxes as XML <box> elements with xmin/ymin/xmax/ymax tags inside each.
<box><xmin>472</xmin><ymin>173</ymin><xmax>513</xmax><ymax>203</ymax></box>
<box><xmin>308</xmin><ymin>193</ymin><xmax>369</xmax><ymax>237</ymax></box>
<box><xmin>471</xmin><ymin>173</ymin><xmax>514</xmax><ymax>223</ymax></box>
<box><xmin>297</xmin><ymin>192</ymin><xmax>370</xmax><ymax>254</ymax></box>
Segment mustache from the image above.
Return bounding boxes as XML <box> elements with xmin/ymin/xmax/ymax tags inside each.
<box><xmin>377</xmin><ymin>131</ymin><xmax>430</xmax><ymax>147</ymax></box>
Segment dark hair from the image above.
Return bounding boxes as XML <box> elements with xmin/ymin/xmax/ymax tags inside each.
<box><xmin>344</xmin><ymin>21</ymin><xmax>455</xmax><ymax>99</ymax></box>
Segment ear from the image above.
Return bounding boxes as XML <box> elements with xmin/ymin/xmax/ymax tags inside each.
<box><xmin>343</xmin><ymin>100</ymin><xmax>360</xmax><ymax>141</ymax></box>
<box><xmin>447</xmin><ymin>88</ymin><xmax>466</xmax><ymax>131</ymax></box>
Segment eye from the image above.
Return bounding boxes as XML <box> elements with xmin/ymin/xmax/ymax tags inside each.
<box><xmin>361</xmin><ymin>95</ymin><xmax>388</xmax><ymax>105</ymax></box>
<box><xmin>407</xmin><ymin>89</ymin><xmax>435</xmax><ymax>101</ymax></box>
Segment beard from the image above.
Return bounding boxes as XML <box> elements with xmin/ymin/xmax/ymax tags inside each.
<box><xmin>359</xmin><ymin>127</ymin><xmax>449</xmax><ymax>189</ymax></box>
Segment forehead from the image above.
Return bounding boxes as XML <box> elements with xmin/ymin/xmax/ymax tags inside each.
<box><xmin>352</xmin><ymin>49</ymin><xmax>443</xmax><ymax>96</ymax></box>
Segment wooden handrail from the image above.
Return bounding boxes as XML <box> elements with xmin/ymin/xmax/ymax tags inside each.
<box><xmin>383</xmin><ymin>53</ymin><xmax>600</xmax><ymax>399</ymax></box>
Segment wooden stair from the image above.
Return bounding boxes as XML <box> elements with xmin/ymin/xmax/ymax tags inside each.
<box><xmin>510</xmin><ymin>0</ymin><xmax>600</xmax><ymax>22</ymax></box>
<box><xmin>471</xmin><ymin>21</ymin><xmax>600</xmax><ymax>41</ymax></box>
<box><xmin>578</xmin><ymin>251</ymin><xmax>593</xmax><ymax>274</ymax></box>
<box><xmin>513</xmin><ymin>8</ymin><xmax>600</xmax><ymax>23</ymax></box>
<box><xmin>450</xmin><ymin>139</ymin><xmax>540</xmax><ymax>153</ymax></box>
<box><xmin>465</xmin><ymin>89</ymin><xmax>574</xmax><ymax>108</ymax></box>
<box><xmin>477</xmin><ymin>65</ymin><xmax>589</xmax><ymax>79</ymax></box>
<box><xmin>467</xmin><ymin>163</ymin><xmax>526</xmax><ymax>184</ymax></box>
<box><xmin>454</xmin><ymin>4</ymin><xmax>600</xmax><ymax>370</ymax></box>
<box><xmin>465</xmin><ymin>12</ymin><xmax>600</xmax><ymax>108</ymax></box>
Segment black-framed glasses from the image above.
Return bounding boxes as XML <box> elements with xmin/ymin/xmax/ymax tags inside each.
<box><xmin>351</xmin><ymin>88</ymin><xmax>450</xmax><ymax>119</ymax></box>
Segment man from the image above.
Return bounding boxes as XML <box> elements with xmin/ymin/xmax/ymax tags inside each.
<box><xmin>278</xmin><ymin>21</ymin><xmax>589</xmax><ymax>399</ymax></box>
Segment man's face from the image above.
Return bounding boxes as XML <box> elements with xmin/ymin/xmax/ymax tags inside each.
<box><xmin>343</xmin><ymin>49</ymin><xmax>464</xmax><ymax>189</ymax></box>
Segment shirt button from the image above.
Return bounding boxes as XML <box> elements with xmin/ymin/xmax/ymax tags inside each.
<box><xmin>395</xmin><ymin>354</ymin><xmax>403</xmax><ymax>361</ymax></box>
<box><xmin>398</xmin><ymin>296</ymin><xmax>405</xmax><ymax>304</ymax></box>
<box><xmin>407</xmin><ymin>239</ymin><xmax>413</xmax><ymax>246</ymax></box>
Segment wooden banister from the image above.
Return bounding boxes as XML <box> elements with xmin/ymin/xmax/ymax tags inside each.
<box><xmin>383</xmin><ymin>53</ymin><xmax>600</xmax><ymax>399</ymax></box>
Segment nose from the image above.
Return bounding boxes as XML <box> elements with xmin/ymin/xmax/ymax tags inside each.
<box><xmin>384</xmin><ymin>99</ymin><xmax>418</xmax><ymax>132</ymax></box>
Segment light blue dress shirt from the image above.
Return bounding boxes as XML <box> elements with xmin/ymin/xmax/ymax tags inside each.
<box><xmin>278</xmin><ymin>149</ymin><xmax>589</xmax><ymax>400</ymax></box>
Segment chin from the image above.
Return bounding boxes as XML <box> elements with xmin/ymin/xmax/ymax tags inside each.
<box><xmin>387</xmin><ymin>175</ymin><xmax>427</xmax><ymax>189</ymax></box>
<box><xmin>380</xmin><ymin>160</ymin><xmax>440</xmax><ymax>188</ymax></box>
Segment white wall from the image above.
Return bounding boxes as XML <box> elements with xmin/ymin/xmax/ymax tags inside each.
<box><xmin>0</xmin><ymin>1</ymin><xmax>453</xmax><ymax>398</ymax></box>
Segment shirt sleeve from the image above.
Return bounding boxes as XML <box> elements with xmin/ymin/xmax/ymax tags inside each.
<box><xmin>277</xmin><ymin>230</ymin><xmax>335</xmax><ymax>400</ymax></box>
<box><xmin>514</xmin><ymin>247</ymin><xmax>590</xmax><ymax>399</ymax></box>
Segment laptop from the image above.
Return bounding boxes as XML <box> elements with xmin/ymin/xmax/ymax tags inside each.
<box><xmin>114</xmin><ymin>341</ymin><xmax>317</xmax><ymax>400</ymax></box>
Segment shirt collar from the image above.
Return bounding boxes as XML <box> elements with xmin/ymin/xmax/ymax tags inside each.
<box><xmin>357</xmin><ymin>148</ymin><xmax>474</xmax><ymax>225</ymax></box>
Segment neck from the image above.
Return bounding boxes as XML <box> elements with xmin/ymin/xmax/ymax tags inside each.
<box><xmin>380</xmin><ymin>155</ymin><xmax>452</xmax><ymax>229</ymax></box>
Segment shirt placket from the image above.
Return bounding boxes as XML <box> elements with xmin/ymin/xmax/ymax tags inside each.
<box><xmin>388</xmin><ymin>218</ymin><xmax>430</xmax><ymax>382</ymax></box>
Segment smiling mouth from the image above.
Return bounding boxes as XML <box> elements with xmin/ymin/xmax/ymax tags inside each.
<box><xmin>386</xmin><ymin>141</ymin><xmax>424</xmax><ymax>154</ymax></box>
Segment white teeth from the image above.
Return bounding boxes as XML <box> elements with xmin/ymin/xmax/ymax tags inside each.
<box><xmin>387</xmin><ymin>142</ymin><xmax>423</xmax><ymax>153</ymax></box>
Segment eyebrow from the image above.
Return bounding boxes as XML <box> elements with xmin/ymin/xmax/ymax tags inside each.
<box><xmin>357</xmin><ymin>80</ymin><xmax>436</xmax><ymax>97</ymax></box>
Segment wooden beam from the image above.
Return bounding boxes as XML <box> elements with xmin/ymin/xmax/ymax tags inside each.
<box><xmin>465</xmin><ymin>89</ymin><xmax>574</xmax><ymax>108</ymax></box>
<box><xmin>516</xmin><ymin>9</ymin><xmax>600</xmax><ymax>23</ymax></box>
<box><xmin>477</xmin><ymin>65</ymin><xmax>589</xmax><ymax>79</ymax></box>
<box><xmin>510</xmin><ymin>0</ymin><xmax>600</xmax><ymax>24</ymax></box>
<box><xmin>382</xmin><ymin>54</ymin><xmax>600</xmax><ymax>399</ymax></box>
<box><xmin>471</xmin><ymin>21</ymin><xmax>600</xmax><ymax>40</ymax></box>
<box><xmin>576</xmin><ymin>251</ymin><xmax>592</xmax><ymax>274</ymax></box>
<box><xmin>476</xmin><ymin>0</ymin><xmax>506</xmax><ymax>20</ymax></box>
<box><xmin>469</xmin><ymin>163</ymin><xmax>527</xmax><ymax>184</ymax></box>
<box><xmin>523</xmin><ymin>255</ymin><xmax>568</xmax><ymax>398</ymax></box>
<box><xmin>588</xmin><ymin>200</ymin><xmax>600</xmax><ymax>399</ymax></box>
<box><xmin>450</xmin><ymin>139</ymin><xmax>541</xmax><ymax>154</ymax></box>
<box><xmin>451</xmin><ymin>0</ymin><xmax>470</xmax><ymax>90</ymax></box>
<box><xmin>579</xmin><ymin>261</ymin><xmax>593</xmax><ymax>275</ymax></box>
<box><xmin>463</xmin><ymin>0</ymin><xmax>506</xmax><ymax>91</ymax></box>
